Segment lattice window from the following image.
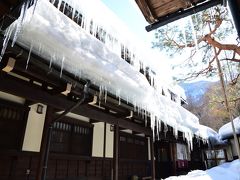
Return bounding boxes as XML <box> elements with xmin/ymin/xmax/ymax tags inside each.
<box><xmin>205</xmin><ymin>149</ymin><xmax>227</xmax><ymax>168</ymax></box>
<box><xmin>51</xmin><ymin>121</ymin><xmax>93</xmax><ymax>156</ymax></box>
<box><xmin>119</xmin><ymin>132</ymin><xmax>148</xmax><ymax>160</ymax></box>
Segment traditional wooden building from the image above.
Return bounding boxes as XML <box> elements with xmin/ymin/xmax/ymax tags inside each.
<box><xmin>0</xmin><ymin>0</ymin><xmax>214</xmax><ymax>180</ymax></box>
<box><xmin>218</xmin><ymin>117</ymin><xmax>240</xmax><ymax>161</ymax></box>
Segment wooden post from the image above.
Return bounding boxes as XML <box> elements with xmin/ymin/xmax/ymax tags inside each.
<box><xmin>150</xmin><ymin>136</ymin><xmax>155</xmax><ymax>180</ymax></box>
<box><xmin>36</xmin><ymin>106</ymin><xmax>54</xmax><ymax>180</ymax></box>
<box><xmin>103</xmin><ymin>122</ymin><xmax>107</xmax><ymax>158</ymax></box>
<box><xmin>102</xmin><ymin>122</ymin><xmax>107</xmax><ymax>177</ymax></box>
<box><xmin>171</xmin><ymin>143</ymin><xmax>177</xmax><ymax>176</ymax></box>
<box><xmin>113</xmin><ymin>124</ymin><xmax>119</xmax><ymax>180</ymax></box>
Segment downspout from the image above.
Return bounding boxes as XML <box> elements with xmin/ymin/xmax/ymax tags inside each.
<box><xmin>41</xmin><ymin>80</ymin><xmax>91</xmax><ymax>180</ymax></box>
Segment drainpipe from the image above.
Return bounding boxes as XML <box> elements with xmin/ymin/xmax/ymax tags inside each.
<box><xmin>41</xmin><ymin>80</ymin><xmax>90</xmax><ymax>180</ymax></box>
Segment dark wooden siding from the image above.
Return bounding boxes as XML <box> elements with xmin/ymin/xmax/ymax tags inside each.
<box><xmin>0</xmin><ymin>99</ymin><xmax>29</xmax><ymax>150</ymax></box>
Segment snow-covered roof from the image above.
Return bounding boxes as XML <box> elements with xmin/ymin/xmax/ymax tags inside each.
<box><xmin>1</xmin><ymin>0</ymin><xmax>217</xmax><ymax>145</ymax></box>
<box><xmin>219</xmin><ymin>117</ymin><xmax>240</xmax><ymax>140</ymax></box>
<box><xmin>194</xmin><ymin>125</ymin><xmax>227</xmax><ymax>146</ymax></box>
<box><xmin>195</xmin><ymin>125</ymin><xmax>217</xmax><ymax>140</ymax></box>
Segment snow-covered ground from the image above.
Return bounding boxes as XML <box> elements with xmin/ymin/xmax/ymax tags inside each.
<box><xmin>165</xmin><ymin>160</ymin><xmax>240</xmax><ymax>180</ymax></box>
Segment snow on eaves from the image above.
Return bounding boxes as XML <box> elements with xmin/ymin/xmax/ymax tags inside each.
<box><xmin>0</xmin><ymin>0</ymin><xmax>217</xmax><ymax>143</ymax></box>
<box><xmin>219</xmin><ymin>116</ymin><xmax>240</xmax><ymax>140</ymax></box>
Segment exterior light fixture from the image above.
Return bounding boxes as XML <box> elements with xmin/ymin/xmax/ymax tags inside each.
<box><xmin>36</xmin><ymin>104</ymin><xmax>44</xmax><ymax>114</ymax></box>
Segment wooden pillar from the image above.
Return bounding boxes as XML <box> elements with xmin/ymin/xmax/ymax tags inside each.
<box><xmin>150</xmin><ymin>136</ymin><xmax>155</xmax><ymax>180</ymax></box>
<box><xmin>36</xmin><ymin>106</ymin><xmax>54</xmax><ymax>180</ymax></box>
<box><xmin>102</xmin><ymin>122</ymin><xmax>107</xmax><ymax>177</ymax></box>
<box><xmin>171</xmin><ymin>143</ymin><xmax>177</xmax><ymax>176</ymax></box>
<box><xmin>103</xmin><ymin>122</ymin><xmax>107</xmax><ymax>158</ymax></box>
<box><xmin>113</xmin><ymin>124</ymin><xmax>119</xmax><ymax>180</ymax></box>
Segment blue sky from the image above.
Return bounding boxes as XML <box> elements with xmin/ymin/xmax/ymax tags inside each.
<box><xmin>101</xmin><ymin>0</ymin><xmax>154</xmax><ymax>47</ymax></box>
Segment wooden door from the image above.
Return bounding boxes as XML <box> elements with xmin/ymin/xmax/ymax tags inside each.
<box><xmin>155</xmin><ymin>141</ymin><xmax>173</xmax><ymax>178</ymax></box>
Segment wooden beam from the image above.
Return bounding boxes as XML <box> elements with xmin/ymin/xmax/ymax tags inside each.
<box><xmin>150</xmin><ymin>136</ymin><xmax>156</xmax><ymax>180</ymax></box>
<box><xmin>36</xmin><ymin>106</ymin><xmax>54</xmax><ymax>180</ymax></box>
<box><xmin>113</xmin><ymin>124</ymin><xmax>119</xmax><ymax>180</ymax></box>
<box><xmin>145</xmin><ymin>0</ymin><xmax>222</xmax><ymax>31</ymax></box>
<box><xmin>0</xmin><ymin>73</ymin><xmax>152</xmax><ymax>135</ymax></box>
<box><xmin>0</xmin><ymin>72</ymin><xmax>73</xmax><ymax>109</ymax></box>
<box><xmin>74</xmin><ymin>105</ymin><xmax>152</xmax><ymax>136</ymax></box>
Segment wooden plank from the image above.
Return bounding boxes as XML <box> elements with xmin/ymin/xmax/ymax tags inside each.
<box><xmin>153</xmin><ymin>0</ymin><xmax>187</xmax><ymax>18</ymax></box>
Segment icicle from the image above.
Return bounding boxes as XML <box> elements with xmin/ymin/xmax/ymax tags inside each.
<box><xmin>71</xmin><ymin>1</ymin><xmax>76</xmax><ymax>20</ymax></box>
<box><xmin>0</xmin><ymin>26</ymin><xmax>14</xmax><ymax>62</ymax></box>
<box><xmin>115</xmin><ymin>89</ymin><xmax>121</xmax><ymax>105</ymax></box>
<box><xmin>164</xmin><ymin>124</ymin><xmax>168</xmax><ymax>137</ymax></box>
<box><xmin>38</xmin><ymin>43</ymin><xmax>42</xmax><ymax>55</ymax></box>
<box><xmin>57</xmin><ymin>0</ymin><xmax>62</xmax><ymax>10</ymax></box>
<box><xmin>11</xmin><ymin>1</ymin><xmax>28</xmax><ymax>47</ymax></box>
<box><xmin>99</xmin><ymin>85</ymin><xmax>102</xmax><ymax>106</ymax></box>
<box><xmin>104</xmin><ymin>87</ymin><xmax>107</xmax><ymax>103</ymax></box>
<box><xmin>60</xmin><ymin>56</ymin><xmax>65</xmax><ymax>78</ymax></box>
<box><xmin>62</xmin><ymin>1</ymin><xmax>66</xmax><ymax>13</ymax></box>
<box><xmin>49</xmin><ymin>53</ymin><xmax>55</xmax><ymax>69</ymax></box>
<box><xmin>26</xmin><ymin>43</ymin><xmax>33</xmax><ymax>70</ymax></box>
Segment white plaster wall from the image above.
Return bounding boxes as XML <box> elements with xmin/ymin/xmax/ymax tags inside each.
<box><xmin>105</xmin><ymin>124</ymin><xmax>113</xmax><ymax>158</ymax></box>
<box><xmin>22</xmin><ymin>104</ymin><xmax>47</xmax><ymax>152</ymax></box>
<box><xmin>92</xmin><ymin>122</ymin><xmax>104</xmax><ymax>157</ymax></box>
<box><xmin>0</xmin><ymin>91</ymin><xmax>25</xmax><ymax>104</ymax></box>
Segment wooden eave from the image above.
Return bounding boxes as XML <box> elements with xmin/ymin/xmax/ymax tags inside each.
<box><xmin>135</xmin><ymin>0</ymin><xmax>195</xmax><ymax>24</ymax></box>
<box><xmin>135</xmin><ymin>0</ymin><xmax>223</xmax><ymax>31</ymax></box>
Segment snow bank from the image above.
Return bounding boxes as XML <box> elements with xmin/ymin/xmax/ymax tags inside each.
<box><xmin>219</xmin><ymin>117</ymin><xmax>240</xmax><ymax>140</ymax></box>
<box><xmin>0</xmin><ymin>0</ymin><xmax>217</xmax><ymax>144</ymax></box>
<box><xmin>165</xmin><ymin>159</ymin><xmax>240</xmax><ymax>180</ymax></box>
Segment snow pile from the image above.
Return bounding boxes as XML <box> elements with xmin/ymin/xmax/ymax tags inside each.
<box><xmin>165</xmin><ymin>159</ymin><xmax>240</xmax><ymax>180</ymax></box>
<box><xmin>219</xmin><ymin>117</ymin><xmax>240</xmax><ymax>140</ymax></box>
<box><xmin>0</xmin><ymin>0</ymin><xmax>217</xmax><ymax>144</ymax></box>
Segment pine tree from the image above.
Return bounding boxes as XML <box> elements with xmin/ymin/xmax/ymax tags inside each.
<box><xmin>152</xmin><ymin>5</ymin><xmax>240</xmax><ymax>83</ymax></box>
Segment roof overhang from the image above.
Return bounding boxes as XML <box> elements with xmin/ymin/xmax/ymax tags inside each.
<box><xmin>135</xmin><ymin>0</ymin><xmax>223</xmax><ymax>31</ymax></box>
